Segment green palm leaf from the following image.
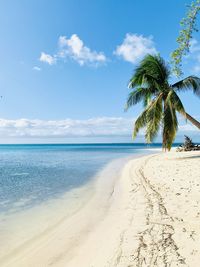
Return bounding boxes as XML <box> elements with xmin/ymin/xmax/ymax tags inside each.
<box><xmin>172</xmin><ymin>76</ymin><xmax>200</xmax><ymax>97</ymax></box>
<box><xmin>166</xmin><ymin>90</ymin><xmax>186</xmax><ymax>116</ymax></box>
<box><xmin>163</xmin><ymin>101</ymin><xmax>178</xmax><ymax>150</ymax></box>
<box><xmin>133</xmin><ymin>94</ymin><xmax>163</xmax><ymax>142</ymax></box>
<box><xmin>133</xmin><ymin>109</ymin><xmax>148</xmax><ymax>139</ymax></box>
<box><xmin>145</xmin><ymin>94</ymin><xmax>163</xmax><ymax>143</ymax></box>
<box><xmin>128</xmin><ymin>54</ymin><xmax>170</xmax><ymax>89</ymax></box>
<box><xmin>125</xmin><ymin>87</ymin><xmax>152</xmax><ymax>110</ymax></box>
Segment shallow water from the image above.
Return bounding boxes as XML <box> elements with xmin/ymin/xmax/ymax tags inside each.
<box><xmin>0</xmin><ymin>144</ymin><xmax>162</xmax><ymax>263</ymax></box>
<box><xmin>0</xmin><ymin>143</ymin><xmax>161</xmax><ymax>214</ymax></box>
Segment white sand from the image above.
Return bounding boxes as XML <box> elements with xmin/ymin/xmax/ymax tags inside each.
<box><xmin>1</xmin><ymin>151</ymin><xmax>200</xmax><ymax>267</ymax></box>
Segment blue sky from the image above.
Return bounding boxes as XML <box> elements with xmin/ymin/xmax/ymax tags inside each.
<box><xmin>0</xmin><ymin>0</ymin><xmax>199</xmax><ymax>143</ymax></box>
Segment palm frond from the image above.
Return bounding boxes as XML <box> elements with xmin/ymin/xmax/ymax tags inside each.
<box><xmin>125</xmin><ymin>87</ymin><xmax>152</xmax><ymax>110</ymax></box>
<box><xmin>163</xmin><ymin>101</ymin><xmax>178</xmax><ymax>151</ymax></box>
<box><xmin>166</xmin><ymin>90</ymin><xmax>186</xmax><ymax>117</ymax></box>
<box><xmin>133</xmin><ymin>94</ymin><xmax>163</xmax><ymax>141</ymax></box>
<box><xmin>133</xmin><ymin>109</ymin><xmax>148</xmax><ymax>139</ymax></box>
<box><xmin>145</xmin><ymin>94</ymin><xmax>163</xmax><ymax>143</ymax></box>
<box><xmin>128</xmin><ymin>54</ymin><xmax>170</xmax><ymax>89</ymax></box>
<box><xmin>172</xmin><ymin>76</ymin><xmax>200</xmax><ymax>97</ymax></box>
<box><xmin>143</xmin><ymin>91</ymin><xmax>151</xmax><ymax>107</ymax></box>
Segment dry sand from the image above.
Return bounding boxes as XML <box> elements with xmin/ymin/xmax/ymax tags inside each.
<box><xmin>1</xmin><ymin>151</ymin><xmax>200</xmax><ymax>267</ymax></box>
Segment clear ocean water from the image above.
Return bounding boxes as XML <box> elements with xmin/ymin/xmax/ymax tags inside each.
<box><xmin>0</xmin><ymin>143</ymin><xmax>162</xmax><ymax>214</ymax></box>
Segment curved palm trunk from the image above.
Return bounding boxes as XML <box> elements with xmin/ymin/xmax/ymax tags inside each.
<box><xmin>186</xmin><ymin>113</ymin><xmax>200</xmax><ymax>130</ymax></box>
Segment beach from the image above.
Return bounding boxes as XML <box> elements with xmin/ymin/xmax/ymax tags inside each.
<box><xmin>1</xmin><ymin>150</ymin><xmax>200</xmax><ymax>267</ymax></box>
<box><xmin>1</xmin><ymin>1</ymin><xmax>200</xmax><ymax>266</ymax></box>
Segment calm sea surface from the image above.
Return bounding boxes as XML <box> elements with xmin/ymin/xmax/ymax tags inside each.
<box><xmin>0</xmin><ymin>143</ymin><xmax>162</xmax><ymax>213</ymax></box>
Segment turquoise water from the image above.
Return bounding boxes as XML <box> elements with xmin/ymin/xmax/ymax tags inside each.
<box><xmin>0</xmin><ymin>144</ymin><xmax>161</xmax><ymax>213</ymax></box>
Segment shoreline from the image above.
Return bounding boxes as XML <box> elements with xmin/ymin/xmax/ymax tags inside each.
<box><xmin>1</xmin><ymin>150</ymin><xmax>200</xmax><ymax>266</ymax></box>
<box><xmin>0</xmin><ymin>154</ymin><xmax>137</xmax><ymax>266</ymax></box>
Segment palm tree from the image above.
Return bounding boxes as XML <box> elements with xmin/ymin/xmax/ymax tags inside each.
<box><xmin>126</xmin><ymin>54</ymin><xmax>200</xmax><ymax>151</ymax></box>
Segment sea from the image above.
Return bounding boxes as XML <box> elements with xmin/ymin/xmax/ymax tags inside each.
<box><xmin>0</xmin><ymin>143</ymin><xmax>162</xmax><ymax>214</ymax></box>
<box><xmin>0</xmin><ymin>143</ymin><xmax>164</xmax><ymax>261</ymax></box>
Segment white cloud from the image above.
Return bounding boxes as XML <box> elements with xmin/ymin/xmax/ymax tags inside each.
<box><xmin>39</xmin><ymin>52</ymin><xmax>56</xmax><ymax>65</ymax></box>
<box><xmin>0</xmin><ymin>118</ymin><xmax>133</xmax><ymax>138</ymax></box>
<box><xmin>33</xmin><ymin>66</ymin><xmax>41</xmax><ymax>71</ymax></box>
<box><xmin>114</xmin><ymin>33</ymin><xmax>157</xmax><ymax>64</ymax></box>
<box><xmin>57</xmin><ymin>34</ymin><xmax>107</xmax><ymax>66</ymax></box>
<box><xmin>39</xmin><ymin>34</ymin><xmax>107</xmax><ymax>67</ymax></box>
<box><xmin>0</xmin><ymin>117</ymin><xmax>197</xmax><ymax>140</ymax></box>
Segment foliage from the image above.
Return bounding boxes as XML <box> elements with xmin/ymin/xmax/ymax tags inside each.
<box><xmin>171</xmin><ymin>0</ymin><xmax>200</xmax><ymax>77</ymax></box>
<box><xmin>126</xmin><ymin>54</ymin><xmax>200</xmax><ymax>151</ymax></box>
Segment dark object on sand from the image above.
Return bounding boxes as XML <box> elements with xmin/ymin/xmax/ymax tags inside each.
<box><xmin>177</xmin><ymin>135</ymin><xmax>200</xmax><ymax>152</ymax></box>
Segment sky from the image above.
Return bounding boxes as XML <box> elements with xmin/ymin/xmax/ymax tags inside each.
<box><xmin>0</xmin><ymin>0</ymin><xmax>199</xmax><ymax>143</ymax></box>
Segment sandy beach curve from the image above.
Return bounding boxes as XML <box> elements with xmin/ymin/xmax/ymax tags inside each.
<box><xmin>1</xmin><ymin>151</ymin><xmax>200</xmax><ymax>267</ymax></box>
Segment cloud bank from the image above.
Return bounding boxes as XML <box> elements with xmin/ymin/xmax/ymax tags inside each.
<box><xmin>0</xmin><ymin>117</ymin><xmax>197</xmax><ymax>141</ymax></box>
<box><xmin>0</xmin><ymin>118</ymin><xmax>133</xmax><ymax>138</ymax></box>
<box><xmin>114</xmin><ymin>34</ymin><xmax>157</xmax><ymax>64</ymax></box>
